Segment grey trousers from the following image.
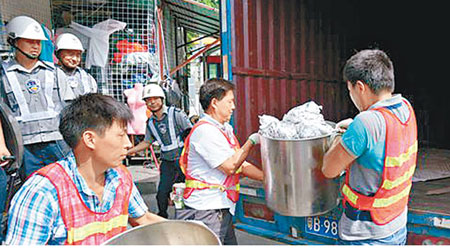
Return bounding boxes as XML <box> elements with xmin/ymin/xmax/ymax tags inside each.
<box><xmin>176</xmin><ymin>207</ymin><xmax>237</xmax><ymax>245</ymax></box>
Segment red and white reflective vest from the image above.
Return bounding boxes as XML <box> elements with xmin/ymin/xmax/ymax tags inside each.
<box><xmin>36</xmin><ymin>163</ymin><xmax>132</xmax><ymax>245</ymax></box>
<box><xmin>179</xmin><ymin>120</ymin><xmax>242</xmax><ymax>203</ymax></box>
<box><xmin>341</xmin><ymin>100</ymin><xmax>418</xmax><ymax>225</ymax></box>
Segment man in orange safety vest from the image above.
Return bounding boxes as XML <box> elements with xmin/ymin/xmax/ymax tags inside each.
<box><xmin>176</xmin><ymin>78</ymin><xmax>264</xmax><ymax>245</ymax></box>
<box><xmin>6</xmin><ymin>94</ymin><xmax>165</xmax><ymax>245</ymax></box>
<box><xmin>322</xmin><ymin>49</ymin><xmax>417</xmax><ymax>245</ymax></box>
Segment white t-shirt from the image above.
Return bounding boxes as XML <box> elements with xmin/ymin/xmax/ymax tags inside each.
<box><xmin>183</xmin><ymin>114</ymin><xmax>238</xmax><ymax>214</ymax></box>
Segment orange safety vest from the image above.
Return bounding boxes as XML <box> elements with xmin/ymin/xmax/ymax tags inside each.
<box><xmin>341</xmin><ymin>100</ymin><xmax>418</xmax><ymax>225</ymax></box>
<box><xmin>36</xmin><ymin>163</ymin><xmax>132</xmax><ymax>245</ymax></box>
<box><xmin>179</xmin><ymin>120</ymin><xmax>242</xmax><ymax>203</ymax></box>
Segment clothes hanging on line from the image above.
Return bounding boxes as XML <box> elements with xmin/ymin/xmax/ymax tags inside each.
<box><xmin>69</xmin><ymin>19</ymin><xmax>127</xmax><ymax>69</ymax></box>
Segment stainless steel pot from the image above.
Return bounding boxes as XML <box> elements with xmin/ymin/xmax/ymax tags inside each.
<box><xmin>103</xmin><ymin>220</ymin><xmax>221</xmax><ymax>245</ymax></box>
<box><xmin>260</xmin><ymin>130</ymin><xmax>340</xmax><ymax>217</ymax></box>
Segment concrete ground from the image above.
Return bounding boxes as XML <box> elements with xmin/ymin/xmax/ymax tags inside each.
<box><xmin>128</xmin><ymin>164</ymin><xmax>284</xmax><ymax>245</ymax></box>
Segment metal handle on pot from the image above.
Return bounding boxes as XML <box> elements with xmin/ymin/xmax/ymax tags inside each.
<box><xmin>324</xmin><ymin>131</ymin><xmax>343</xmax><ymax>153</ymax></box>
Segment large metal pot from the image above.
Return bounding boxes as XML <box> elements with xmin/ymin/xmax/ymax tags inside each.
<box><xmin>260</xmin><ymin>130</ymin><xmax>340</xmax><ymax>217</ymax></box>
<box><xmin>103</xmin><ymin>220</ymin><xmax>221</xmax><ymax>245</ymax></box>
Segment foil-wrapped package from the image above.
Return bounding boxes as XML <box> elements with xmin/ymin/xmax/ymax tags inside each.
<box><xmin>259</xmin><ymin>101</ymin><xmax>334</xmax><ymax>139</ymax></box>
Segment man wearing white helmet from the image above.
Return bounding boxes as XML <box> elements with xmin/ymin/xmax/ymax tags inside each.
<box><xmin>127</xmin><ymin>83</ymin><xmax>192</xmax><ymax>218</ymax></box>
<box><xmin>55</xmin><ymin>33</ymin><xmax>97</xmax><ymax>103</ymax></box>
<box><xmin>0</xmin><ymin>16</ymin><xmax>70</xmax><ymax>241</ymax></box>
<box><xmin>0</xmin><ymin>16</ymin><xmax>69</xmax><ymax>179</ymax></box>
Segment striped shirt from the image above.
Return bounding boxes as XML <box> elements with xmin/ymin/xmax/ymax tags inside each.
<box><xmin>5</xmin><ymin>152</ymin><xmax>148</xmax><ymax>245</ymax></box>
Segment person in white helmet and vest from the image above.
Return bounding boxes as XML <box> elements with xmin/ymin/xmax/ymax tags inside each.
<box><xmin>55</xmin><ymin>33</ymin><xmax>97</xmax><ymax>103</ymax></box>
<box><xmin>0</xmin><ymin>16</ymin><xmax>70</xmax><ymax>181</ymax></box>
<box><xmin>127</xmin><ymin>83</ymin><xmax>192</xmax><ymax>218</ymax></box>
<box><xmin>176</xmin><ymin>78</ymin><xmax>264</xmax><ymax>245</ymax></box>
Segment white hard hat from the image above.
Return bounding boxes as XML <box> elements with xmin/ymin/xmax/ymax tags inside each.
<box><xmin>143</xmin><ymin>84</ymin><xmax>165</xmax><ymax>99</ymax></box>
<box><xmin>6</xmin><ymin>16</ymin><xmax>47</xmax><ymax>41</ymax></box>
<box><xmin>55</xmin><ymin>33</ymin><xmax>84</xmax><ymax>52</ymax></box>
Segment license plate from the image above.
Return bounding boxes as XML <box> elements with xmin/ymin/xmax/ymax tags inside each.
<box><xmin>305</xmin><ymin>216</ymin><xmax>339</xmax><ymax>239</ymax></box>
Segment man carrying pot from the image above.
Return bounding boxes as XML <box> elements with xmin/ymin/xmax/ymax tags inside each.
<box><xmin>176</xmin><ymin>78</ymin><xmax>264</xmax><ymax>245</ymax></box>
<box><xmin>322</xmin><ymin>49</ymin><xmax>417</xmax><ymax>245</ymax></box>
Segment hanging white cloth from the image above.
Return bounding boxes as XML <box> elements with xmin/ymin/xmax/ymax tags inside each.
<box><xmin>69</xmin><ymin>19</ymin><xmax>127</xmax><ymax>69</ymax></box>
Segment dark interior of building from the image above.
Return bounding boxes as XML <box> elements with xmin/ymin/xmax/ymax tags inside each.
<box><xmin>341</xmin><ymin>1</ymin><xmax>448</xmax><ymax>149</ymax></box>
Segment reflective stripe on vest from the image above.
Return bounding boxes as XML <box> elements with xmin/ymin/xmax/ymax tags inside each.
<box><xmin>36</xmin><ymin>163</ymin><xmax>132</xmax><ymax>245</ymax></box>
<box><xmin>341</xmin><ymin>100</ymin><xmax>417</xmax><ymax>225</ymax></box>
<box><xmin>79</xmin><ymin>69</ymin><xmax>92</xmax><ymax>94</ymax></box>
<box><xmin>180</xmin><ymin>120</ymin><xmax>242</xmax><ymax>203</ymax></box>
<box><xmin>2</xmin><ymin>63</ymin><xmax>58</xmax><ymax>122</ymax></box>
<box><xmin>184</xmin><ymin>179</ymin><xmax>240</xmax><ymax>193</ymax></box>
<box><xmin>342</xmin><ymin>182</ymin><xmax>413</xmax><ymax>209</ymax></box>
<box><xmin>385</xmin><ymin>141</ymin><xmax>418</xmax><ymax>167</ymax></box>
<box><xmin>66</xmin><ymin>214</ymin><xmax>128</xmax><ymax>244</ymax></box>
<box><xmin>148</xmin><ymin>106</ymin><xmax>183</xmax><ymax>152</ymax></box>
<box><xmin>57</xmin><ymin>67</ymin><xmax>94</xmax><ymax>100</ymax></box>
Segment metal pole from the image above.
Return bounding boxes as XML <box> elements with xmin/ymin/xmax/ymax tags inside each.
<box><xmin>157</xmin><ymin>7</ymin><xmax>165</xmax><ymax>80</ymax></box>
<box><xmin>176</xmin><ymin>31</ymin><xmax>219</xmax><ymax>49</ymax></box>
<box><xmin>169</xmin><ymin>39</ymin><xmax>220</xmax><ymax>77</ymax></box>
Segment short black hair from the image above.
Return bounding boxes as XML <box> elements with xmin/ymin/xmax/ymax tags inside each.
<box><xmin>343</xmin><ymin>49</ymin><xmax>395</xmax><ymax>94</ymax></box>
<box><xmin>199</xmin><ymin>78</ymin><xmax>235</xmax><ymax>111</ymax></box>
<box><xmin>59</xmin><ymin>93</ymin><xmax>133</xmax><ymax>148</ymax></box>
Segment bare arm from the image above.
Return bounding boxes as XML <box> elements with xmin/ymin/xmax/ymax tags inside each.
<box><xmin>128</xmin><ymin>211</ymin><xmax>167</xmax><ymax>227</ymax></box>
<box><xmin>322</xmin><ymin>137</ymin><xmax>355</xmax><ymax>178</ymax></box>
<box><xmin>217</xmin><ymin>139</ymin><xmax>254</xmax><ymax>175</ymax></box>
<box><xmin>127</xmin><ymin>140</ymin><xmax>151</xmax><ymax>155</ymax></box>
<box><xmin>241</xmin><ymin>161</ymin><xmax>264</xmax><ymax>181</ymax></box>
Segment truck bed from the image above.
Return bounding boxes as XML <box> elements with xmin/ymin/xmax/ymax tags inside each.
<box><xmin>242</xmin><ymin>176</ymin><xmax>450</xmax><ymax>216</ymax></box>
<box><xmin>409</xmin><ymin>177</ymin><xmax>450</xmax><ymax>216</ymax></box>
<box><xmin>237</xmin><ymin>148</ymin><xmax>450</xmax><ymax>244</ymax></box>
<box><xmin>409</xmin><ymin>147</ymin><xmax>450</xmax><ymax>216</ymax></box>
<box><xmin>242</xmin><ymin>147</ymin><xmax>450</xmax><ymax>217</ymax></box>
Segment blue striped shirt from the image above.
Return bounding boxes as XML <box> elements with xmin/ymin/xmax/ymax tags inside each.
<box><xmin>5</xmin><ymin>152</ymin><xmax>148</xmax><ymax>245</ymax></box>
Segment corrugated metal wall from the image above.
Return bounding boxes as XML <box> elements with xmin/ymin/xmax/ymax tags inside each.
<box><xmin>1</xmin><ymin>0</ymin><xmax>52</xmax><ymax>26</ymax></box>
<box><xmin>229</xmin><ymin>0</ymin><xmax>355</xmax><ymax>164</ymax></box>
<box><xmin>1</xmin><ymin>0</ymin><xmax>53</xmax><ymax>52</ymax></box>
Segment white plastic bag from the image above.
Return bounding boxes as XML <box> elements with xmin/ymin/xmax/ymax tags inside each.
<box><xmin>259</xmin><ymin>101</ymin><xmax>333</xmax><ymax>140</ymax></box>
